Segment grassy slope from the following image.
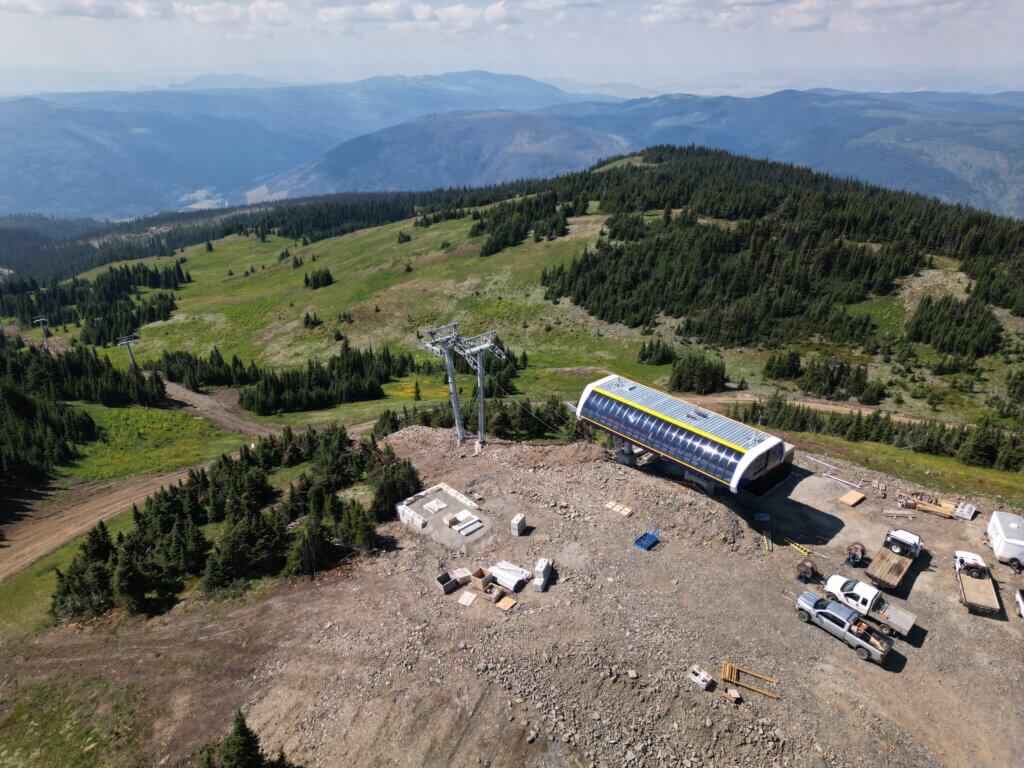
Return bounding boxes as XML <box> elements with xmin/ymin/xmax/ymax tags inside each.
<box><xmin>0</xmin><ymin>677</ymin><xmax>144</xmax><ymax>768</ymax></box>
<box><xmin>61</xmin><ymin>404</ymin><xmax>241</xmax><ymax>483</ymax></box>
<box><xmin>66</xmin><ymin>209</ymin><xmax>1018</xmax><ymax>432</ymax></box>
<box><xmin>79</xmin><ymin>215</ymin><xmax>667</xmax><ymax>418</ymax></box>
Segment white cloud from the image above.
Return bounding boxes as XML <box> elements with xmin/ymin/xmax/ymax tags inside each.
<box><xmin>0</xmin><ymin>0</ymin><xmax>172</xmax><ymax>18</ymax></box>
<box><xmin>315</xmin><ymin>0</ymin><xmax>519</xmax><ymax>31</ymax></box>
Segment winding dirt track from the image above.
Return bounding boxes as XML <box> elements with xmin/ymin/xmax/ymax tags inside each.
<box><xmin>0</xmin><ymin>382</ymin><xmax>380</xmax><ymax>583</ymax></box>
<box><xmin>0</xmin><ymin>470</ymin><xmax>193</xmax><ymax>581</ymax></box>
<box><xmin>162</xmin><ymin>380</ymin><xmax>280</xmax><ymax>437</ymax></box>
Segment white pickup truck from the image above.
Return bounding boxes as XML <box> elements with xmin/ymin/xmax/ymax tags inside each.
<box><xmin>824</xmin><ymin>575</ymin><xmax>917</xmax><ymax>637</ymax></box>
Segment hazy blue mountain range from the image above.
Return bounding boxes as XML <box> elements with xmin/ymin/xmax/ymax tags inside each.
<box><xmin>0</xmin><ymin>71</ymin><xmax>601</xmax><ymax>218</ymax></box>
<box><xmin>252</xmin><ymin>110</ymin><xmax>631</xmax><ymax>200</ymax></box>
<box><xmin>266</xmin><ymin>89</ymin><xmax>1024</xmax><ymax>218</ymax></box>
<box><xmin>3</xmin><ymin>72</ymin><xmax>1024</xmax><ymax>219</ymax></box>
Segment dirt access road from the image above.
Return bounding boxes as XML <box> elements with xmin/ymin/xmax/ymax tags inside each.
<box><xmin>0</xmin><ymin>470</ymin><xmax>193</xmax><ymax>581</ymax></box>
<box><xmin>163</xmin><ymin>380</ymin><xmax>280</xmax><ymax>438</ymax></box>
<box><xmin>5</xmin><ymin>427</ymin><xmax>1021</xmax><ymax>768</ymax></box>
<box><xmin>0</xmin><ymin>384</ymin><xmax>382</xmax><ymax>583</ymax></box>
<box><xmin>0</xmin><ymin>381</ymin><xmax>274</xmax><ymax>583</ymax></box>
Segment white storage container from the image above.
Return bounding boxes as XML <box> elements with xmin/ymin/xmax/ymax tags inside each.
<box><xmin>987</xmin><ymin>511</ymin><xmax>1024</xmax><ymax>567</ymax></box>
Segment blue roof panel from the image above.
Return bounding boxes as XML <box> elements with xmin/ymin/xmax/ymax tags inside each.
<box><xmin>593</xmin><ymin>375</ymin><xmax>770</xmax><ymax>451</ymax></box>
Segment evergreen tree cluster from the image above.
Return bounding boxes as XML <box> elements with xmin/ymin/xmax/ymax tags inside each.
<box><xmin>2</xmin><ymin>341</ymin><xmax>165</xmax><ymax>407</ymax></box>
<box><xmin>733</xmin><ymin>395</ymin><xmax>1024</xmax><ymax>472</ymax></box>
<box><xmin>0</xmin><ymin>375</ymin><xmax>96</xmax><ymax>489</ymax></box>
<box><xmin>303</xmin><ymin>268</ymin><xmax>334</xmax><ymax>290</ymax></box>
<box><xmin>905</xmin><ymin>295</ymin><xmax>1003</xmax><ymax>359</ymax></box>
<box><xmin>372</xmin><ymin>394</ymin><xmax>571</xmax><ymax>443</ymax></box>
<box><xmin>1008</xmin><ymin>369</ymin><xmax>1024</xmax><ymax>405</ymax></box>
<box><xmin>0</xmin><ymin>334</ymin><xmax>167</xmax><ymax>491</ymax></box>
<box><xmin>237</xmin><ymin>341</ymin><xmax>415</xmax><ymax>415</ymax></box>
<box><xmin>147</xmin><ymin>347</ymin><xmax>260</xmax><ymax>393</ymax></box>
<box><xmin>637</xmin><ymin>338</ymin><xmax>676</xmax><ymax>365</ymax></box>
<box><xmin>203</xmin><ymin>710</ymin><xmax>299</xmax><ymax>768</ymax></box>
<box><xmin>472</xmin><ymin>192</ymin><xmax>566</xmax><ymax>256</ymax></box>
<box><xmin>51</xmin><ymin>424</ymin><xmax>411</xmax><ymax>619</ymax></box>
<box><xmin>798</xmin><ymin>355</ymin><xmax>873</xmax><ymax>401</ymax></box>
<box><xmin>763</xmin><ymin>350</ymin><xmax>804</xmax><ymax>380</ymax></box>
<box><xmin>543</xmin><ymin>214</ymin><xmax>912</xmax><ymax>345</ymax></box>
<box><xmin>668</xmin><ymin>349</ymin><xmax>727</xmax><ymax>394</ymax></box>
<box><xmin>0</xmin><ymin>261</ymin><xmax>187</xmax><ymax>345</ymax></box>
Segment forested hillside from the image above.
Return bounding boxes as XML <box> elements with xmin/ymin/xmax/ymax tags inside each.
<box><xmin>0</xmin><ymin>184</ymin><xmax>539</xmax><ymax>281</ymax></box>
<box><xmin>539</xmin><ymin>146</ymin><xmax>1024</xmax><ymax>333</ymax></box>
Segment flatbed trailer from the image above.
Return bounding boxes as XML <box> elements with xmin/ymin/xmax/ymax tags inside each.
<box><xmin>866</xmin><ymin>548</ymin><xmax>913</xmax><ymax>590</ymax></box>
<box><xmin>866</xmin><ymin>530</ymin><xmax>922</xmax><ymax>591</ymax></box>
<box><xmin>954</xmin><ymin>551</ymin><xmax>1001</xmax><ymax>615</ymax></box>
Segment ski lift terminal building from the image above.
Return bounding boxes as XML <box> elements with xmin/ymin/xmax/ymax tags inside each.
<box><xmin>576</xmin><ymin>374</ymin><xmax>793</xmax><ymax>494</ymax></box>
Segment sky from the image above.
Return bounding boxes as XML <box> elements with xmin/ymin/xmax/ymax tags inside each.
<box><xmin>0</xmin><ymin>0</ymin><xmax>1022</xmax><ymax>95</ymax></box>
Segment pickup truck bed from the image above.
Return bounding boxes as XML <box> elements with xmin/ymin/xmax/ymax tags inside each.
<box><xmin>867</xmin><ymin>548</ymin><xmax>912</xmax><ymax>590</ymax></box>
<box><xmin>958</xmin><ymin>572</ymin><xmax>1000</xmax><ymax>614</ymax></box>
<box><xmin>868</xmin><ymin>601</ymin><xmax>916</xmax><ymax>636</ymax></box>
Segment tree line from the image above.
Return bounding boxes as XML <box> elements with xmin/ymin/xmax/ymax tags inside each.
<box><xmin>237</xmin><ymin>341</ymin><xmax>416</xmax><ymax>415</ymax></box>
<box><xmin>51</xmin><ymin>425</ymin><xmax>422</xmax><ymax>621</ymax></box>
<box><xmin>372</xmin><ymin>394</ymin><xmax>573</xmax><ymax>443</ymax></box>
<box><xmin>0</xmin><ymin>261</ymin><xmax>188</xmax><ymax>344</ymax></box>
<box><xmin>1</xmin><ymin>182</ymin><xmax>548</xmax><ymax>282</ymax></box>
<box><xmin>732</xmin><ymin>394</ymin><xmax>1024</xmax><ymax>472</ymax></box>
<box><xmin>146</xmin><ymin>347</ymin><xmax>261</xmax><ymax>393</ymax></box>
<box><xmin>1</xmin><ymin>334</ymin><xmax>166</xmax><ymax>492</ymax></box>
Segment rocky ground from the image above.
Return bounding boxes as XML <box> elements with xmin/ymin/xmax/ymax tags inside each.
<box><xmin>3</xmin><ymin>426</ymin><xmax>1023</xmax><ymax>768</ymax></box>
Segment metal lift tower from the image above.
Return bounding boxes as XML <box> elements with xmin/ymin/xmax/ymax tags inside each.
<box><xmin>32</xmin><ymin>316</ymin><xmax>49</xmax><ymax>350</ymax></box>
<box><xmin>455</xmin><ymin>331</ymin><xmax>505</xmax><ymax>449</ymax></box>
<box><xmin>423</xmin><ymin>323</ymin><xmax>466</xmax><ymax>444</ymax></box>
<box><xmin>117</xmin><ymin>334</ymin><xmax>140</xmax><ymax>370</ymax></box>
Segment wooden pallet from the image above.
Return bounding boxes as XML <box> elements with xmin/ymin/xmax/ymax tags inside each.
<box><xmin>721</xmin><ymin>661</ymin><xmax>780</xmax><ymax>699</ymax></box>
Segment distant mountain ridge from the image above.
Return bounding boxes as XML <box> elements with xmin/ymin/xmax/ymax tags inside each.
<box><xmin>0</xmin><ymin>71</ymin><xmax>601</xmax><ymax>218</ymax></box>
<box><xmin>3</xmin><ymin>72</ymin><xmax>1024</xmax><ymax>219</ymax></box>
<box><xmin>251</xmin><ymin>110</ymin><xmax>631</xmax><ymax>200</ymax></box>
<box><xmin>262</xmin><ymin>89</ymin><xmax>1024</xmax><ymax>217</ymax></box>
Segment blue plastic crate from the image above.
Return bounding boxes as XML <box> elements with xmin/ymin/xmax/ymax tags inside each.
<box><xmin>634</xmin><ymin>532</ymin><xmax>659</xmax><ymax>551</ymax></box>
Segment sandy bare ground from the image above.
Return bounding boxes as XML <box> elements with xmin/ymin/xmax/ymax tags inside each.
<box><xmin>0</xmin><ymin>470</ymin><xmax>192</xmax><ymax>582</ymax></box>
<box><xmin>163</xmin><ymin>380</ymin><xmax>280</xmax><ymax>437</ymax></box>
<box><xmin>3</xmin><ymin>427</ymin><xmax>1021</xmax><ymax>768</ymax></box>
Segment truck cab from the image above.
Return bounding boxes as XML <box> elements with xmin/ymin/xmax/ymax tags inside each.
<box><xmin>795</xmin><ymin>591</ymin><xmax>892</xmax><ymax>663</ymax></box>
<box><xmin>884</xmin><ymin>529</ymin><xmax>922</xmax><ymax>558</ymax></box>
<box><xmin>825</xmin><ymin>575</ymin><xmax>878</xmax><ymax>613</ymax></box>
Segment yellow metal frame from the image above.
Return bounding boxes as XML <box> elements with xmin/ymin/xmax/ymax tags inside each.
<box><xmin>721</xmin><ymin>660</ymin><xmax>780</xmax><ymax>699</ymax></box>
<box><xmin>593</xmin><ymin>386</ymin><xmax>748</xmax><ymax>454</ymax></box>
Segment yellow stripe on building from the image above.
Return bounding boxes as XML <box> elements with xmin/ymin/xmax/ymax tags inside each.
<box><xmin>593</xmin><ymin>387</ymin><xmax>748</xmax><ymax>454</ymax></box>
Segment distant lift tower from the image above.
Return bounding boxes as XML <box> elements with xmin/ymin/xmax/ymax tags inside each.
<box><xmin>117</xmin><ymin>334</ymin><xmax>140</xmax><ymax>370</ymax></box>
<box><xmin>423</xmin><ymin>322</ymin><xmax>466</xmax><ymax>444</ymax></box>
<box><xmin>32</xmin><ymin>316</ymin><xmax>49</xmax><ymax>350</ymax></box>
<box><xmin>455</xmin><ymin>331</ymin><xmax>505</xmax><ymax>449</ymax></box>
